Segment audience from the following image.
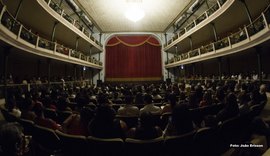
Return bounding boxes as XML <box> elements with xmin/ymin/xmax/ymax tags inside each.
<box><xmin>62</xmin><ymin>107</ymin><xmax>94</xmax><ymax>136</ymax></box>
<box><xmin>164</xmin><ymin>104</ymin><xmax>195</xmax><ymax>136</ymax></box>
<box><xmin>117</xmin><ymin>95</ymin><xmax>139</xmax><ymax>117</ymax></box>
<box><xmin>0</xmin><ymin>122</ymin><xmax>25</xmax><ymax>156</ymax></box>
<box><xmin>140</xmin><ymin>94</ymin><xmax>161</xmax><ymax>115</ymax></box>
<box><xmin>88</xmin><ymin>105</ymin><xmax>127</xmax><ymax>138</ymax></box>
<box><xmin>127</xmin><ymin>112</ymin><xmax>163</xmax><ymax>140</ymax></box>
<box><xmin>216</xmin><ymin>93</ymin><xmax>239</xmax><ymax>122</ymax></box>
<box><xmin>33</xmin><ymin>106</ymin><xmax>61</xmax><ymax>130</ymax></box>
<box><xmin>20</xmin><ymin>98</ymin><xmax>36</xmax><ymax>121</ymax></box>
<box><xmin>162</xmin><ymin>93</ymin><xmax>177</xmax><ymax>114</ymax></box>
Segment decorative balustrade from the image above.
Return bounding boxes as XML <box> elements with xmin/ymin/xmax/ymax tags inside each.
<box><xmin>166</xmin><ymin>4</ymin><xmax>270</xmax><ymax>65</ymax></box>
<box><xmin>0</xmin><ymin>4</ymin><xmax>102</xmax><ymax>67</ymax></box>
<box><xmin>165</xmin><ymin>0</ymin><xmax>228</xmax><ymax>47</ymax></box>
<box><xmin>42</xmin><ymin>0</ymin><xmax>102</xmax><ymax>48</ymax></box>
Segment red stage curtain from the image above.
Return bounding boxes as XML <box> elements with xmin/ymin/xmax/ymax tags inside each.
<box><xmin>105</xmin><ymin>35</ymin><xmax>162</xmax><ymax>81</ymax></box>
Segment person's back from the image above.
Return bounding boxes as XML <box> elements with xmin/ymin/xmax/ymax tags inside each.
<box><xmin>0</xmin><ymin>122</ymin><xmax>25</xmax><ymax>156</ymax></box>
<box><xmin>127</xmin><ymin>112</ymin><xmax>162</xmax><ymax>140</ymax></box>
<box><xmin>20</xmin><ymin>98</ymin><xmax>36</xmax><ymax>121</ymax></box>
<box><xmin>34</xmin><ymin>106</ymin><xmax>61</xmax><ymax>130</ymax></box>
<box><xmin>140</xmin><ymin>94</ymin><xmax>161</xmax><ymax>115</ymax></box>
<box><xmin>164</xmin><ymin>104</ymin><xmax>194</xmax><ymax>136</ymax></box>
<box><xmin>118</xmin><ymin>95</ymin><xmax>139</xmax><ymax>117</ymax></box>
<box><xmin>216</xmin><ymin>93</ymin><xmax>239</xmax><ymax>122</ymax></box>
<box><xmin>89</xmin><ymin>105</ymin><xmax>127</xmax><ymax>138</ymax></box>
<box><xmin>63</xmin><ymin>107</ymin><xmax>94</xmax><ymax>136</ymax></box>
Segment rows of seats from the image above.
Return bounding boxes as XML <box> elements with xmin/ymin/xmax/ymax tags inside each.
<box><xmin>1</xmin><ymin>102</ymin><xmax>265</xmax><ymax>156</ymax></box>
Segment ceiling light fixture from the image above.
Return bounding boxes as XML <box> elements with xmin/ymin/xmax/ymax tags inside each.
<box><xmin>125</xmin><ymin>0</ymin><xmax>145</xmax><ymax>22</ymax></box>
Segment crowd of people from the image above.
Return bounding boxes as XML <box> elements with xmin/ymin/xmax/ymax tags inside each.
<box><xmin>0</xmin><ymin>79</ymin><xmax>269</xmax><ymax>155</ymax></box>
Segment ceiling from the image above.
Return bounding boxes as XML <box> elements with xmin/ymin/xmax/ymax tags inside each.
<box><xmin>75</xmin><ymin>0</ymin><xmax>193</xmax><ymax>33</ymax></box>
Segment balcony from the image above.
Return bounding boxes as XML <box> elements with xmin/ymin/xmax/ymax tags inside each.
<box><xmin>165</xmin><ymin>5</ymin><xmax>270</xmax><ymax>68</ymax></box>
<box><xmin>0</xmin><ymin>4</ymin><xmax>102</xmax><ymax>69</ymax></box>
<box><xmin>164</xmin><ymin>0</ymin><xmax>234</xmax><ymax>51</ymax></box>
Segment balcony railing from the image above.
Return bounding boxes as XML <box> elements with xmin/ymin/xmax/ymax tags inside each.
<box><xmin>0</xmin><ymin>4</ymin><xmax>102</xmax><ymax>67</ymax></box>
<box><xmin>166</xmin><ymin>4</ymin><xmax>270</xmax><ymax>66</ymax></box>
<box><xmin>42</xmin><ymin>0</ymin><xmax>103</xmax><ymax>48</ymax></box>
<box><xmin>165</xmin><ymin>0</ymin><xmax>228</xmax><ymax>47</ymax></box>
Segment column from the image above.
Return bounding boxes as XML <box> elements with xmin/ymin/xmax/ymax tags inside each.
<box><xmin>99</xmin><ymin>33</ymin><xmax>102</xmax><ymax>45</ymax></box>
<box><xmin>3</xmin><ymin>47</ymin><xmax>12</xmax><ymax>100</ymax></box>
<box><xmin>255</xmin><ymin>46</ymin><xmax>262</xmax><ymax>82</ymax></box>
<box><xmin>51</xmin><ymin>22</ymin><xmax>58</xmax><ymax>42</ymax></box>
<box><xmin>164</xmin><ymin>33</ymin><xmax>168</xmax><ymax>45</ymax></box>
<box><xmin>75</xmin><ymin>37</ymin><xmax>80</xmax><ymax>51</ymax></box>
<box><xmin>192</xmin><ymin>63</ymin><xmax>195</xmax><ymax>76</ymax></box>
<box><xmin>211</xmin><ymin>23</ymin><xmax>218</xmax><ymax>41</ymax></box>
<box><xmin>47</xmin><ymin>58</ymin><xmax>51</xmax><ymax>86</ymax></box>
<box><xmin>226</xmin><ymin>58</ymin><xmax>231</xmax><ymax>76</ymax></box>
<box><xmin>218</xmin><ymin>57</ymin><xmax>222</xmax><ymax>80</ymax></box>
<box><xmin>174</xmin><ymin>45</ymin><xmax>178</xmax><ymax>56</ymax></box>
<box><xmin>240</xmin><ymin>0</ymin><xmax>253</xmax><ymax>25</ymax></box>
<box><xmin>14</xmin><ymin>0</ymin><xmax>24</xmax><ymax>19</ymax></box>
<box><xmin>37</xmin><ymin>60</ymin><xmax>41</xmax><ymax>77</ymax></box>
<box><xmin>73</xmin><ymin>64</ymin><xmax>77</xmax><ymax>81</ymax></box>
<box><xmin>189</xmin><ymin>37</ymin><xmax>193</xmax><ymax>51</ymax></box>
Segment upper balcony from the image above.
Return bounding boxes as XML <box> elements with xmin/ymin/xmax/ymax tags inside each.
<box><xmin>37</xmin><ymin>0</ymin><xmax>103</xmax><ymax>52</ymax></box>
<box><xmin>0</xmin><ymin>2</ymin><xmax>102</xmax><ymax>69</ymax></box>
<box><xmin>1</xmin><ymin>0</ymin><xmax>102</xmax><ymax>56</ymax></box>
<box><xmin>164</xmin><ymin>0</ymin><xmax>234</xmax><ymax>51</ymax></box>
<box><xmin>165</xmin><ymin>4</ymin><xmax>270</xmax><ymax>68</ymax></box>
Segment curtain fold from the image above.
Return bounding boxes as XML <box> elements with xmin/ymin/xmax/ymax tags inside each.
<box><xmin>105</xmin><ymin>35</ymin><xmax>162</xmax><ymax>81</ymax></box>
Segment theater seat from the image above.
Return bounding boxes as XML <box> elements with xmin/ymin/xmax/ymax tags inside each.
<box><xmin>116</xmin><ymin>115</ymin><xmax>138</xmax><ymax>129</ymax></box>
<box><xmin>43</xmin><ymin>108</ymin><xmax>58</xmax><ymax>121</ymax></box>
<box><xmin>18</xmin><ymin>118</ymin><xmax>35</xmax><ymax>135</ymax></box>
<box><xmin>55</xmin><ymin>130</ymin><xmax>88</xmax><ymax>156</ymax></box>
<box><xmin>193</xmin><ymin>127</ymin><xmax>219</xmax><ymax>156</ymax></box>
<box><xmin>125</xmin><ymin>137</ymin><xmax>164</xmax><ymax>156</ymax></box>
<box><xmin>32</xmin><ymin>125</ymin><xmax>61</xmax><ymax>155</ymax></box>
<box><xmin>87</xmin><ymin>136</ymin><xmax>124</xmax><ymax>156</ymax></box>
<box><xmin>164</xmin><ymin>130</ymin><xmax>196</xmax><ymax>156</ymax></box>
<box><xmin>0</xmin><ymin>108</ymin><xmax>19</xmax><ymax>122</ymax></box>
<box><xmin>57</xmin><ymin>111</ymin><xmax>72</xmax><ymax>124</ymax></box>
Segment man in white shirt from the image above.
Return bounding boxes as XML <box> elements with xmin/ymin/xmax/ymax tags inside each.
<box><xmin>117</xmin><ymin>95</ymin><xmax>139</xmax><ymax>117</ymax></box>
<box><xmin>140</xmin><ymin>94</ymin><xmax>161</xmax><ymax>115</ymax></box>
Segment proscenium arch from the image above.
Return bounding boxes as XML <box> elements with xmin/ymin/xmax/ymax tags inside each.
<box><xmin>103</xmin><ymin>33</ymin><xmax>164</xmax><ymax>81</ymax></box>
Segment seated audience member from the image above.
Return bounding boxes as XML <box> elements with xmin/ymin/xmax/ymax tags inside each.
<box><xmin>42</xmin><ymin>96</ymin><xmax>56</xmax><ymax>110</ymax></box>
<box><xmin>0</xmin><ymin>122</ymin><xmax>26</xmax><ymax>156</ymax></box>
<box><xmin>32</xmin><ymin>92</ymin><xmax>43</xmax><ymax>109</ymax></box>
<box><xmin>162</xmin><ymin>93</ymin><xmax>177</xmax><ymax>114</ymax></box>
<box><xmin>56</xmin><ymin>96</ymin><xmax>72</xmax><ymax>112</ymax></box>
<box><xmin>188</xmin><ymin>92</ymin><xmax>199</xmax><ymax>109</ymax></box>
<box><xmin>199</xmin><ymin>91</ymin><xmax>213</xmax><ymax>107</ymax></box>
<box><xmin>134</xmin><ymin>92</ymin><xmax>144</xmax><ymax>104</ymax></box>
<box><xmin>202</xmin><ymin>115</ymin><xmax>218</xmax><ymax>127</ymax></box>
<box><xmin>127</xmin><ymin>112</ymin><xmax>163</xmax><ymax>140</ymax></box>
<box><xmin>34</xmin><ymin>106</ymin><xmax>61</xmax><ymax>130</ymax></box>
<box><xmin>20</xmin><ymin>98</ymin><xmax>36</xmax><ymax>121</ymax></box>
<box><xmin>88</xmin><ymin>105</ymin><xmax>127</xmax><ymax>138</ymax></box>
<box><xmin>259</xmin><ymin>84</ymin><xmax>267</xmax><ymax>103</ymax></box>
<box><xmin>62</xmin><ymin>107</ymin><xmax>94</xmax><ymax>136</ymax></box>
<box><xmin>214</xmin><ymin>87</ymin><xmax>225</xmax><ymax>104</ymax></box>
<box><xmin>140</xmin><ymin>94</ymin><xmax>161</xmax><ymax>115</ymax></box>
<box><xmin>238</xmin><ymin>89</ymin><xmax>251</xmax><ymax>115</ymax></box>
<box><xmin>4</xmin><ymin>96</ymin><xmax>21</xmax><ymax>118</ymax></box>
<box><xmin>111</xmin><ymin>92</ymin><xmax>123</xmax><ymax>104</ymax></box>
<box><xmin>164</xmin><ymin>104</ymin><xmax>195</xmax><ymax>136</ymax></box>
<box><xmin>248</xmin><ymin>89</ymin><xmax>261</xmax><ymax>106</ymax></box>
<box><xmin>97</xmin><ymin>93</ymin><xmax>112</xmax><ymax>106</ymax></box>
<box><xmin>216</xmin><ymin>93</ymin><xmax>239</xmax><ymax>122</ymax></box>
<box><xmin>117</xmin><ymin>95</ymin><xmax>139</xmax><ymax>117</ymax></box>
<box><xmin>152</xmin><ymin>90</ymin><xmax>162</xmax><ymax>102</ymax></box>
